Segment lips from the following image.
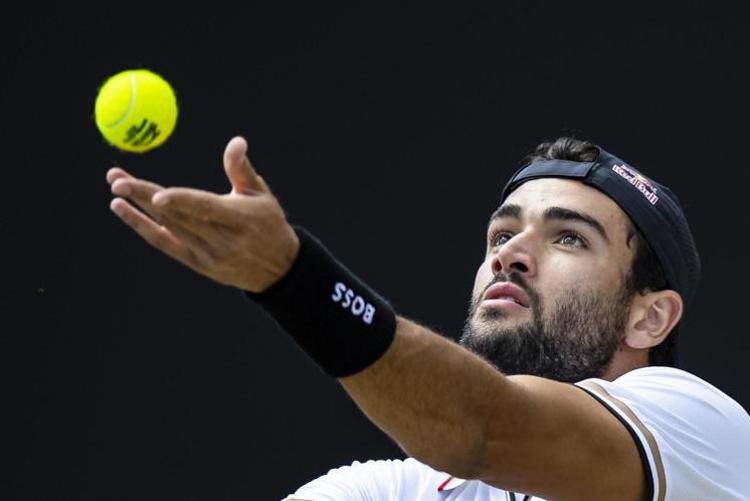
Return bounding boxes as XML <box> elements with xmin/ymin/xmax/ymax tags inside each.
<box><xmin>481</xmin><ymin>282</ymin><xmax>530</xmax><ymax>308</ymax></box>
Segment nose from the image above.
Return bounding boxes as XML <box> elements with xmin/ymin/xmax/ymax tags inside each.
<box><xmin>491</xmin><ymin>231</ymin><xmax>537</xmax><ymax>278</ymax></box>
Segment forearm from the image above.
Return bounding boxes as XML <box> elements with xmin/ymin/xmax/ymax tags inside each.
<box><xmin>339</xmin><ymin>316</ymin><xmax>519</xmax><ymax>479</ymax></box>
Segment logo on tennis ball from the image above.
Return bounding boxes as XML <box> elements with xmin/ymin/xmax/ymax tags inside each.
<box><xmin>94</xmin><ymin>69</ymin><xmax>178</xmax><ymax>153</ymax></box>
<box><xmin>123</xmin><ymin>118</ymin><xmax>161</xmax><ymax>147</ymax></box>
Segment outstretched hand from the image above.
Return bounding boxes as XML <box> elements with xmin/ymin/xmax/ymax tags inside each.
<box><xmin>107</xmin><ymin>136</ymin><xmax>300</xmax><ymax>293</ymax></box>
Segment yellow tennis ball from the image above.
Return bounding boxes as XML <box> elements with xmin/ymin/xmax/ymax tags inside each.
<box><xmin>94</xmin><ymin>69</ymin><xmax>178</xmax><ymax>153</ymax></box>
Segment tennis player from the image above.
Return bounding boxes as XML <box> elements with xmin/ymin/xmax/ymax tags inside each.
<box><xmin>107</xmin><ymin>136</ymin><xmax>750</xmax><ymax>500</ymax></box>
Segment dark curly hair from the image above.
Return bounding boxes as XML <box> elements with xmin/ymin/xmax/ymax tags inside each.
<box><xmin>523</xmin><ymin>137</ymin><xmax>675</xmax><ymax>366</ymax></box>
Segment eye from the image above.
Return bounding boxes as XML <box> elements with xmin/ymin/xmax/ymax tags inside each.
<box><xmin>488</xmin><ymin>230</ymin><xmax>513</xmax><ymax>248</ymax></box>
<box><xmin>556</xmin><ymin>231</ymin><xmax>588</xmax><ymax>249</ymax></box>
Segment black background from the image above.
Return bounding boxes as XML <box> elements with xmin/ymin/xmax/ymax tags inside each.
<box><xmin>4</xmin><ymin>3</ymin><xmax>749</xmax><ymax>500</ymax></box>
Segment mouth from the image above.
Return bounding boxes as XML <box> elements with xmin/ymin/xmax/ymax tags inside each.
<box><xmin>481</xmin><ymin>282</ymin><xmax>530</xmax><ymax>309</ymax></box>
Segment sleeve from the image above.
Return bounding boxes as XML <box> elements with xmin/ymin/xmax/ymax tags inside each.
<box><xmin>280</xmin><ymin>458</ymin><xmax>438</xmax><ymax>501</ymax></box>
<box><xmin>576</xmin><ymin>367</ymin><xmax>750</xmax><ymax>501</ymax></box>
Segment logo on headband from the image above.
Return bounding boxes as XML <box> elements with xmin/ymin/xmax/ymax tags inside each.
<box><xmin>611</xmin><ymin>164</ymin><xmax>659</xmax><ymax>205</ymax></box>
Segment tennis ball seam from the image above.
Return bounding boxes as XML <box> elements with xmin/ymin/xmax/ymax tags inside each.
<box><xmin>103</xmin><ymin>72</ymin><xmax>137</xmax><ymax>128</ymax></box>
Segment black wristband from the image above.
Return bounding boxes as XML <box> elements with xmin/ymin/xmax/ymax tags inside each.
<box><xmin>245</xmin><ymin>226</ymin><xmax>397</xmax><ymax>378</ymax></box>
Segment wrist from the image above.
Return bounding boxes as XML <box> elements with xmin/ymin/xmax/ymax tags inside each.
<box><xmin>245</xmin><ymin>226</ymin><xmax>397</xmax><ymax>377</ymax></box>
<box><xmin>252</xmin><ymin>225</ymin><xmax>301</xmax><ymax>294</ymax></box>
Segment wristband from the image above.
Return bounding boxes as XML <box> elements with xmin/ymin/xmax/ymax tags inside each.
<box><xmin>245</xmin><ymin>226</ymin><xmax>397</xmax><ymax>377</ymax></box>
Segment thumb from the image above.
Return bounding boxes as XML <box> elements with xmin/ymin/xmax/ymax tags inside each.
<box><xmin>223</xmin><ymin>136</ymin><xmax>270</xmax><ymax>195</ymax></box>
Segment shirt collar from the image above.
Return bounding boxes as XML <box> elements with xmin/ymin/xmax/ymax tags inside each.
<box><xmin>437</xmin><ymin>475</ymin><xmax>466</xmax><ymax>492</ymax></box>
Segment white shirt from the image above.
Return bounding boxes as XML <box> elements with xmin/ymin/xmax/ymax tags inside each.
<box><xmin>282</xmin><ymin>367</ymin><xmax>750</xmax><ymax>500</ymax></box>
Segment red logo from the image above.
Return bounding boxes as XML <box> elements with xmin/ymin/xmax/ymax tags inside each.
<box><xmin>611</xmin><ymin>164</ymin><xmax>659</xmax><ymax>205</ymax></box>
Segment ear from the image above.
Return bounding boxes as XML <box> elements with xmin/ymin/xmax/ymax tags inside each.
<box><xmin>624</xmin><ymin>290</ymin><xmax>684</xmax><ymax>350</ymax></box>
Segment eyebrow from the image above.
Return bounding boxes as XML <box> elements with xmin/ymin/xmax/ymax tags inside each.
<box><xmin>489</xmin><ymin>203</ymin><xmax>610</xmax><ymax>243</ymax></box>
<box><xmin>489</xmin><ymin>203</ymin><xmax>521</xmax><ymax>221</ymax></box>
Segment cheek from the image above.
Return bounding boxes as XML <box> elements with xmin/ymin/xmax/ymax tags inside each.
<box><xmin>539</xmin><ymin>255</ymin><xmax>622</xmax><ymax>300</ymax></box>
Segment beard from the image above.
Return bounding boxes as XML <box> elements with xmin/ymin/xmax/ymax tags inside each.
<box><xmin>459</xmin><ymin>272</ymin><xmax>631</xmax><ymax>383</ymax></box>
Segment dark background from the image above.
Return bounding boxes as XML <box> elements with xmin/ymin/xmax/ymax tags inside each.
<box><xmin>4</xmin><ymin>3</ymin><xmax>749</xmax><ymax>500</ymax></box>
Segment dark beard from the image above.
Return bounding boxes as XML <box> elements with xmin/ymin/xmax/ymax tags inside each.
<box><xmin>459</xmin><ymin>273</ymin><xmax>630</xmax><ymax>383</ymax></box>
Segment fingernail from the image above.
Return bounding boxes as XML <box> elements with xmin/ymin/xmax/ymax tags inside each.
<box><xmin>112</xmin><ymin>181</ymin><xmax>131</xmax><ymax>196</ymax></box>
<box><xmin>152</xmin><ymin>194</ymin><xmax>167</xmax><ymax>206</ymax></box>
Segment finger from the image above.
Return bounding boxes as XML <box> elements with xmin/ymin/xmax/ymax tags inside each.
<box><xmin>152</xmin><ymin>187</ymin><xmax>236</xmax><ymax>224</ymax></box>
<box><xmin>158</xmin><ymin>214</ymin><xmax>218</xmax><ymax>262</ymax></box>
<box><xmin>111</xmin><ymin>177</ymin><xmax>166</xmax><ymax>219</ymax></box>
<box><xmin>110</xmin><ymin>197</ymin><xmax>200</xmax><ymax>268</ymax></box>
<box><xmin>160</xmin><ymin>204</ymin><xmax>233</xmax><ymax>240</ymax></box>
<box><xmin>223</xmin><ymin>136</ymin><xmax>270</xmax><ymax>195</ymax></box>
<box><xmin>106</xmin><ymin>167</ymin><xmax>134</xmax><ymax>185</ymax></box>
<box><xmin>112</xmin><ymin>196</ymin><xmax>219</xmax><ymax>269</ymax></box>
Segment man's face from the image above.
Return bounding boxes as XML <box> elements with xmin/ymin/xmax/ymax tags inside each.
<box><xmin>460</xmin><ymin>178</ymin><xmax>636</xmax><ymax>383</ymax></box>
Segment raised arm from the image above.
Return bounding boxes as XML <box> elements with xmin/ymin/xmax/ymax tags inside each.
<box><xmin>107</xmin><ymin>137</ymin><xmax>646</xmax><ymax>501</ymax></box>
<box><xmin>339</xmin><ymin>317</ymin><xmax>645</xmax><ymax>500</ymax></box>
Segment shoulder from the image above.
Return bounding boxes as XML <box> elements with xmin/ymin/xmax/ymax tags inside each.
<box><xmin>580</xmin><ymin>366</ymin><xmax>749</xmax><ymax>434</ymax></box>
<box><xmin>577</xmin><ymin>367</ymin><xmax>750</xmax><ymax>500</ymax></box>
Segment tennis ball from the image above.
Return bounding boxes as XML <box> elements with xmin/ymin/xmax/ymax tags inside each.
<box><xmin>94</xmin><ymin>69</ymin><xmax>178</xmax><ymax>153</ymax></box>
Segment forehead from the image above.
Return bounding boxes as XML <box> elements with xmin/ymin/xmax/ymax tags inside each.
<box><xmin>500</xmin><ymin>178</ymin><xmax>630</xmax><ymax>236</ymax></box>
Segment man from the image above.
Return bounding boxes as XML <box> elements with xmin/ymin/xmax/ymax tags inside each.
<box><xmin>107</xmin><ymin>136</ymin><xmax>750</xmax><ymax>500</ymax></box>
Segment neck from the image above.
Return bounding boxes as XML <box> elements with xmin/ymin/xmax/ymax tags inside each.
<box><xmin>601</xmin><ymin>345</ymin><xmax>649</xmax><ymax>381</ymax></box>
